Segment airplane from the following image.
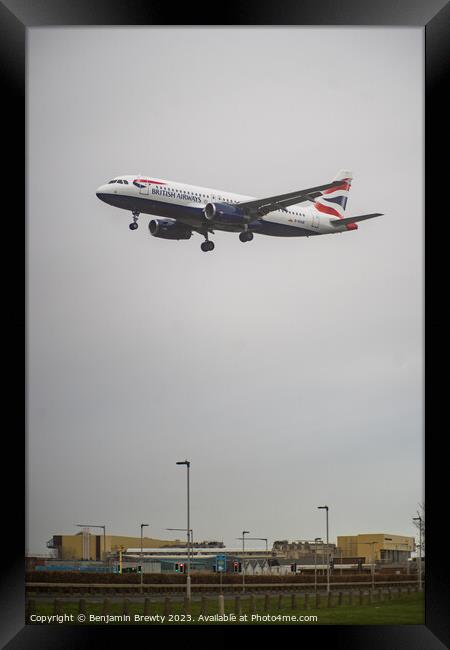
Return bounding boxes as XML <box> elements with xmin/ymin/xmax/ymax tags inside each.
<box><xmin>95</xmin><ymin>170</ymin><xmax>382</xmax><ymax>252</ymax></box>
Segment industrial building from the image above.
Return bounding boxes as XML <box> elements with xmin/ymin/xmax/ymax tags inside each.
<box><xmin>118</xmin><ymin>546</ymin><xmax>274</xmax><ymax>574</ymax></box>
<box><xmin>272</xmin><ymin>540</ymin><xmax>336</xmax><ymax>560</ymax></box>
<box><xmin>42</xmin><ymin>531</ymin><xmax>415</xmax><ymax>570</ymax></box>
<box><xmin>47</xmin><ymin>532</ymin><xmax>223</xmax><ymax>561</ymax></box>
<box><xmin>337</xmin><ymin>533</ymin><xmax>415</xmax><ymax>563</ymax></box>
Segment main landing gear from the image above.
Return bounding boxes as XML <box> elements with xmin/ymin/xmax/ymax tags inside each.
<box><xmin>200</xmin><ymin>229</ymin><xmax>215</xmax><ymax>252</ymax></box>
<box><xmin>201</xmin><ymin>240</ymin><xmax>215</xmax><ymax>252</ymax></box>
<box><xmin>239</xmin><ymin>231</ymin><xmax>254</xmax><ymax>243</ymax></box>
<box><xmin>129</xmin><ymin>211</ymin><xmax>140</xmax><ymax>230</ymax></box>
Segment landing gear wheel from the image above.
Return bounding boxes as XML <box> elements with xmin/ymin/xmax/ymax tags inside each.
<box><xmin>246</xmin><ymin>232</ymin><xmax>254</xmax><ymax>241</ymax></box>
<box><xmin>129</xmin><ymin>211</ymin><xmax>140</xmax><ymax>230</ymax></box>
<box><xmin>201</xmin><ymin>240</ymin><xmax>215</xmax><ymax>252</ymax></box>
<box><xmin>239</xmin><ymin>231</ymin><xmax>253</xmax><ymax>242</ymax></box>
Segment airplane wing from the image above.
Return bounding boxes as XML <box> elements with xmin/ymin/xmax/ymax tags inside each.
<box><xmin>236</xmin><ymin>180</ymin><xmax>345</xmax><ymax>217</ymax></box>
<box><xmin>330</xmin><ymin>213</ymin><xmax>383</xmax><ymax>226</ymax></box>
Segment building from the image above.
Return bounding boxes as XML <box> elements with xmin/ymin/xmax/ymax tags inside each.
<box><xmin>272</xmin><ymin>540</ymin><xmax>336</xmax><ymax>561</ymax></box>
<box><xmin>337</xmin><ymin>534</ymin><xmax>415</xmax><ymax>564</ymax></box>
<box><xmin>47</xmin><ymin>533</ymin><xmax>191</xmax><ymax>561</ymax></box>
<box><xmin>117</xmin><ymin>546</ymin><xmax>274</xmax><ymax>574</ymax></box>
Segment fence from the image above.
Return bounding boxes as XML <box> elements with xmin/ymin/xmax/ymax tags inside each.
<box><xmin>25</xmin><ymin>585</ymin><xmax>422</xmax><ymax>622</ymax></box>
<box><xmin>26</xmin><ymin>579</ymin><xmax>422</xmax><ymax>596</ymax></box>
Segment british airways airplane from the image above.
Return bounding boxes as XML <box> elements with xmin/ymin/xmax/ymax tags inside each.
<box><xmin>96</xmin><ymin>170</ymin><xmax>382</xmax><ymax>252</ymax></box>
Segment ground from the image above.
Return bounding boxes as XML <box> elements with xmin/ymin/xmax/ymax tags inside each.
<box><xmin>27</xmin><ymin>591</ymin><xmax>424</xmax><ymax>625</ymax></box>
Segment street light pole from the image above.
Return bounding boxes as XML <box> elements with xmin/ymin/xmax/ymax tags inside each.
<box><xmin>370</xmin><ymin>542</ymin><xmax>375</xmax><ymax>591</ymax></box>
<box><xmin>140</xmin><ymin>523</ymin><xmax>148</xmax><ymax>593</ymax></box>
<box><xmin>245</xmin><ymin>537</ymin><xmax>269</xmax><ymax>573</ymax></box>
<box><xmin>242</xmin><ymin>531</ymin><xmax>249</xmax><ymax>592</ymax></box>
<box><xmin>318</xmin><ymin>506</ymin><xmax>330</xmax><ymax>593</ymax></box>
<box><xmin>413</xmin><ymin>516</ymin><xmax>422</xmax><ymax>591</ymax></box>
<box><xmin>176</xmin><ymin>460</ymin><xmax>191</xmax><ymax>600</ymax></box>
<box><xmin>264</xmin><ymin>538</ymin><xmax>269</xmax><ymax>574</ymax></box>
<box><xmin>314</xmin><ymin>537</ymin><xmax>322</xmax><ymax>594</ymax></box>
<box><xmin>166</xmin><ymin>526</ymin><xmax>194</xmax><ymax>574</ymax></box>
<box><xmin>322</xmin><ymin>540</ymin><xmax>326</xmax><ymax>577</ymax></box>
<box><xmin>360</xmin><ymin>541</ymin><xmax>376</xmax><ymax>591</ymax></box>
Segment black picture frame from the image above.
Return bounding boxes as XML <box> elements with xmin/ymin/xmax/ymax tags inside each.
<box><xmin>2</xmin><ymin>0</ymin><xmax>448</xmax><ymax>646</ymax></box>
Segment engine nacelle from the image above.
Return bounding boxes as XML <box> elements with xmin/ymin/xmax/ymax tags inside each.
<box><xmin>203</xmin><ymin>202</ymin><xmax>247</xmax><ymax>225</ymax></box>
<box><xmin>149</xmin><ymin>218</ymin><xmax>192</xmax><ymax>240</ymax></box>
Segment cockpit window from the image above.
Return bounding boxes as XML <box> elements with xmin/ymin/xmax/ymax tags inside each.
<box><xmin>123</xmin><ymin>180</ymin><xmax>128</xmax><ymax>184</ymax></box>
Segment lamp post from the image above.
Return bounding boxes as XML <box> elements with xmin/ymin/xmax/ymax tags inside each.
<box><xmin>77</xmin><ymin>524</ymin><xmax>106</xmax><ymax>563</ymax></box>
<box><xmin>166</xmin><ymin>527</ymin><xmax>194</xmax><ymax>571</ymax></box>
<box><xmin>166</xmin><ymin>528</ymin><xmax>194</xmax><ymax>576</ymax></box>
<box><xmin>369</xmin><ymin>542</ymin><xmax>375</xmax><ymax>591</ymax></box>
<box><xmin>314</xmin><ymin>537</ymin><xmax>322</xmax><ymax>593</ymax></box>
<box><xmin>241</xmin><ymin>531</ymin><xmax>249</xmax><ymax>592</ymax></box>
<box><xmin>245</xmin><ymin>537</ymin><xmax>269</xmax><ymax>573</ymax></box>
<box><xmin>318</xmin><ymin>506</ymin><xmax>330</xmax><ymax>593</ymax></box>
<box><xmin>360</xmin><ymin>541</ymin><xmax>376</xmax><ymax>591</ymax></box>
<box><xmin>140</xmin><ymin>523</ymin><xmax>148</xmax><ymax>593</ymax></box>
<box><xmin>413</xmin><ymin>516</ymin><xmax>423</xmax><ymax>591</ymax></box>
<box><xmin>176</xmin><ymin>460</ymin><xmax>191</xmax><ymax>599</ymax></box>
<box><xmin>166</xmin><ymin>527</ymin><xmax>193</xmax><ymax>543</ymax></box>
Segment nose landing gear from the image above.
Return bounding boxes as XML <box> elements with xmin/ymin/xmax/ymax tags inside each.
<box><xmin>239</xmin><ymin>231</ymin><xmax>254</xmax><ymax>242</ymax></box>
<box><xmin>129</xmin><ymin>211</ymin><xmax>140</xmax><ymax>230</ymax></box>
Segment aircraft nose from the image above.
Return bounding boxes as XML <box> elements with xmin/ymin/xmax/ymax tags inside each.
<box><xmin>96</xmin><ymin>184</ymin><xmax>110</xmax><ymax>200</ymax></box>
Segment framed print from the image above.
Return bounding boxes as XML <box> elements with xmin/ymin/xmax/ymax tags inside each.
<box><xmin>2</xmin><ymin>0</ymin><xmax>448</xmax><ymax>646</ymax></box>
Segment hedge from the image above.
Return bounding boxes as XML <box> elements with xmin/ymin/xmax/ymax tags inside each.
<box><xmin>26</xmin><ymin>571</ymin><xmax>414</xmax><ymax>585</ymax></box>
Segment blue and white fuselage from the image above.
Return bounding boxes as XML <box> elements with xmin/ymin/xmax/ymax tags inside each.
<box><xmin>96</xmin><ymin>170</ymin><xmax>382</xmax><ymax>252</ymax></box>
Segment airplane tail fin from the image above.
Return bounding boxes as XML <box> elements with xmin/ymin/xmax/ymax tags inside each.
<box><xmin>314</xmin><ymin>170</ymin><xmax>353</xmax><ymax>218</ymax></box>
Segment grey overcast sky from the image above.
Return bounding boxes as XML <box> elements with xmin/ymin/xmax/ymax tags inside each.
<box><xmin>27</xmin><ymin>27</ymin><xmax>423</xmax><ymax>553</ymax></box>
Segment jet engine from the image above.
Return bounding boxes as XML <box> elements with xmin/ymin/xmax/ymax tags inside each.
<box><xmin>203</xmin><ymin>202</ymin><xmax>247</xmax><ymax>226</ymax></box>
<box><xmin>149</xmin><ymin>219</ymin><xmax>192</xmax><ymax>240</ymax></box>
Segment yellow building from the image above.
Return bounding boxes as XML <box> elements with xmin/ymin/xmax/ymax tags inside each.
<box><xmin>337</xmin><ymin>533</ymin><xmax>415</xmax><ymax>563</ymax></box>
<box><xmin>47</xmin><ymin>533</ymin><xmax>184</xmax><ymax>561</ymax></box>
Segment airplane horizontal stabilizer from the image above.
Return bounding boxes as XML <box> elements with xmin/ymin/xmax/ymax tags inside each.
<box><xmin>330</xmin><ymin>213</ymin><xmax>383</xmax><ymax>226</ymax></box>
